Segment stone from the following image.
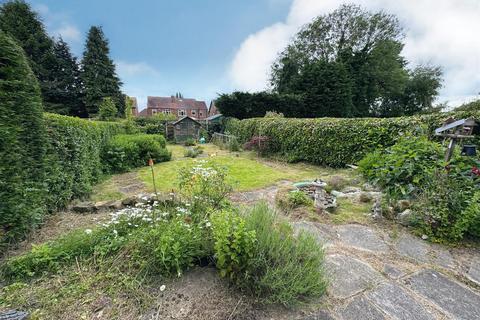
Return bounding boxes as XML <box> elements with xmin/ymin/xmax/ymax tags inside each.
<box><xmin>405</xmin><ymin>269</ymin><xmax>480</xmax><ymax>320</ymax></box>
<box><xmin>0</xmin><ymin>310</ymin><xmax>29</xmax><ymax>320</ymax></box>
<box><xmin>383</xmin><ymin>264</ymin><xmax>405</xmax><ymax>279</ymax></box>
<box><xmin>371</xmin><ymin>200</ymin><xmax>383</xmax><ymax>220</ymax></box>
<box><xmin>336</xmin><ymin>224</ymin><xmax>389</xmax><ymax>253</ymax></box>
<box><xmin>362</xmin><ymin>182</ymin><xmax>378</xmax><ymax>192</ymax></box>
<box><xmin>339</xmin><ymin>296</ymin><xmax>386</xmax><ymax>320</ymax></box>
<box><xmin>94</xmin><ymin>200</ymin><xmax>118</xmax><ymax>211</ymax></box>
<box><xmin>71</xmin><ymin>202</ymin><xmax>97</xmax><ymax>213</ymax></box>
<box><xmin>466</xmin><ymin>259</ymin><xmax>480</xmax><ymax>285</ymax></box>
<box><xmin>121</xmin><ymin>196</ymin><xmax>138</xmax><ymax>206</ymax></box>
<box><xmin>396</xmin><ymin>199</ymin><xmax>411</xmax><ymax>211</ymax></box>
<box><xmin>343</xmin><ymin>186</ymin><xmax>361</xmax><ymax>194</ymax></box>
<box><xmin>109</xmin><ymin>200</ymin><xmax>123</xmax><ymax>210</ymax></box>
<box><xmin>367</xmin><ymin>282</ymin><xmax>435</xmax><ymax>320</ymax></box>
<box><xmin>326</xmin><ymin>254</ymin><xmax>384</xmax><ymax>299</ymax></box>
<box><xmin>429</xmin><ymin>246</ymin><xmax>455</xmax><ymax>269</ymax></box>
<box><xmin>395</xmin><ymin>234</ymin><xmax>430</xmax><ymax>263</ymax></box>
<box><xmin>397</xmin><ymin>209</ymin><xmax>413</xmax><ymax>226</ymax></box>
<box><xmin>421</xmin><ymin>234</ymin><xmax>428</xmax><ymax>240</ymax></box>
<box><xmin>331</xmin><ymin>190</ymin><xmax>346</xmax><ymax>198</ymax></box>
<box><xmin>302</xmin><ymin>310</ymin><xmax>336</xmax><ymax>320</ymax></box>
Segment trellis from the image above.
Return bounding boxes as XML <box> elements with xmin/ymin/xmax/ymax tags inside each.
<box><xmin>211</xmin><ymin>132</ymin><xmax>238</xmax><ymax>148</ymax></box>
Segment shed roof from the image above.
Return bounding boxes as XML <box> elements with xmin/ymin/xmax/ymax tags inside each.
<box><xmin>172</xmin><ymin>116</ymin><xmax>202</xmax><ymax>126</ymax></box>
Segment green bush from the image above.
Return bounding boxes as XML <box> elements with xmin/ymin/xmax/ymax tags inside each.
<box><xmin>226</xmin><ymin>111</ymin><xmax>480</xmax><ymax>167</ymax></box>
<box><xmin>98</xmin><ymin>97</ymin><xmax>117</xmax><ymax>121</ymax></box>
<box><xmin>184</xmin><ymin>146</ymin><xmax>204</xmax><ymax>158</ymax></box>
<box><xmin>412</xmin><ymin>172</ymin><xmax>479</xmax><ymax>242</ymax></box>
<box><xmin>358</xmin><ymin>136</ymin><xmax>443</xmax><ymax>199</ymax></box>
<box><xmin>102</xmin><ymin>134</ymin><xmax>171</xmax><ymax>173</ymax></box>
<box><xmin>288</xmin><ymin>190</ymin><xmax>313</xmax><ymax>207</ymax></box>
<box><xmin>133</xmin><ymin>117</ymin><xmax>168</xmax><ymax>135</ymax></box>
<box><xmin>212</xmin><ymin>203</ymin><xmax>328</xmax><ymax>306</ymax></box>
<box><xmin>0</xmin><ymin>31</ymin><xmax>46</xmax><ymax>247</ymax></box>
<box><xmin>184</xmin><ymin>138</ymin><xmax>196</xmax><ymax>146</ymax></box>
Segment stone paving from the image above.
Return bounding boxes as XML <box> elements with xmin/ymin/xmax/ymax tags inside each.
<box><xmin>293</xmin><ymin>221</ymin><xmax>480</xmax><ymax>320</ymax></box>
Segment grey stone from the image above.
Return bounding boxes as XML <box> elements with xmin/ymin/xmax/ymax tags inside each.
<box><xmin>406</xmin><ymin>269</ymin><xmax>480</xmax><ymax>320</ymax></box>
<box><xmin>0</xmin><ymin>310</ymin><xmax>29</xmax><ymax>320</ymax></box>
<box><xmin>302</xmin><ymin>310</ymin><xmax>335</xmax><ymax>320</ymax></box>
<box><xmin>292</xmin><ymin>222</ymin><xmax>333</xmax><ymax>247</ymax></box>
<box><xmin>71</xmin><ymin>201</ymin><xmax>97</xmax><ymax>213</ymax></box>
<box><xmin>362</xmin><ymin>182</ymin><xmax>378</xmax><ymax>192</ymax></box>
<box><xmin>339</xmin><ymin>296</ymin><xmax>386</xmax><ymax>320</ymax></box>
<box><xmin>367</xmin><ymin>282</ymin><xmax>435</xmax><ymax>320</ymax></box>
<box><xmin>396</xmin><ymin>209</ymin><xmax>413</xmax><ymax>226</ymax></box>
<box><xmin>331</xmin><ymin>190</ymin><xmax>346</xmax><ymax>198</ymax></box>
<box><xmin>395</xmin><ymin>234</ymin><xmax>430</xmax><ymax>263</ymax></box>
<box><xmin>343</xmin><ymin>186</ymin><xmax>361</xmax><ymax>193</ymax></box>
<box><xmin>94</xmin><ymin>200</ymin><xmax>119</xmax><ymax>211</ymax></box>
<box><xmin>326</xmin><ymin>254</ymin><xmax>384</xmax><ymax>299</ymax></box>
<box><xmin>383</xmin><ymin>264</ymin><xmax>405</xmax><ymax>280</ymax></box>
<box><xmin>121</xmin><ymin>196</ymin><xmax>138</xmax><ymax>206</ymax></box>
<box><xmin>396</xmin><ymin>199</ymin><xmax>411</xmax><ymax>211</ymax></box>
<box><xmin>466</xmin><ymin>259</ymin><xmax>480</xmax><ymax>285</ymax></box>
<box><xmin>336</xmin><ymin>224</ymin><xmax>389</xmax><ymax>253</ymax></box>
<box><xmin>430</xmin><ymin>246</ymin><xmax>455</xmax><ymax>270</ymax></box>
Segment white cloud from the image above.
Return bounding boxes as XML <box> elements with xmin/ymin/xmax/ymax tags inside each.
<box><xmin>116</xmin><ymin>61</ymin><xmax>160</xmax><ymax>77</ymax></box>
<box><xmin>229</xmin><ymin>0</ymin><xmax>480</xmax><ymax>106</ymax></box>
<box><xmin>53</xmin><ymin>24</ymin><xmax>81</xmax><ymax>42</ymax></box>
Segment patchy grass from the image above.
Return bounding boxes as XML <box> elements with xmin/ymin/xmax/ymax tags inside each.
<box><xmin>139</xmin><ymin>154</ymin><xmax>333</xmax><ymax>192</ymax></box>
<box><xmin>91</xmin><ymin>177</ymin><xmax>124</xmax><ymax>202</ymax></box>
<box><xmin>329</xmin><ymin>198</ymin><xmax>371</xmax><ymax>224</ymax></box>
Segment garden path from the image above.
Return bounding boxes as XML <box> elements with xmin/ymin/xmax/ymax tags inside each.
<box><xmin>232</xmin><ymin>184</ymin><xmax>480</xmax><ymax>320</ymax></box>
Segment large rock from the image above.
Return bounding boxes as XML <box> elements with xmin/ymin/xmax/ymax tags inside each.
<box><xmin>338</xmin><ymin>296</ymin><xmax>386</xmax><ymax>320</ymax></box>
<box><xmin>406</xmin><ymin>269</ymin><xmax>480</xmax><ymax>320</ymax></box>
<box><xmin>396</xmin><ymin>209</ymin><xmax>413</xmax><ymax>226</ymax></box>
<box><xmin>326</xmin><ymin>254</ymin><xmax>384</xmax><ymax>299</ymax></box>
<box><xmin>71</xmin><ymin>201</ymin><xmax>97</xmax><ymax>213</ymax></box>
<box><xmin>367</xmin><ymin>282</ymin><xmax>435</xmax><ymax>320</ymax></box>
<box><xmin>336</xmin><ymin>224</ymin><xmax>390</xmax><ymax>253</ymax></box>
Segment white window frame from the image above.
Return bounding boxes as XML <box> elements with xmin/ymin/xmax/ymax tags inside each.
<box><xmin>178</xmin><ymin>109</ymin><xmax>186</xmax><ymax>116</ymax></box>
<box><xmin>152</xmin><ymin>109</ymin><xmax>158</xmax><ymax>114</ymax></box>
<box><xmin>191</xmin><ymin>110</ymin><xmax>196</xmax><ymax>116</ymax></box>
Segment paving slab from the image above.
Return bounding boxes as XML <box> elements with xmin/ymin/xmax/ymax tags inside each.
<box><xmin>336</xmin><ymin>224</ymin><xmax>389</xmax><ymax>253</ymax></box>
<box><xmin>405</xmin><ymin>269</ymin><xmax>480</xmax><ymax>320</ymax></box>
<box><xmin>338</xmin><ymin>296</ymin><xmax>386</xmax><ymax>320</ymax></box>
<box><xmin>302</xmin><ymin>310</ymin><xmax>336</xmax><ymax>320</ymax></box>
<box><xmin>383</xmin><ymin>264</ymin><xmax>405</xmax><ymax>280</ymax></box>
<box><xmin>429</xmin><ymin>245</ymin><xmax>455</xmax><ymax>270</ymax></box>
<box><xmin>326</xmin><ymin>254</ymin><xmax>384</xmax><ymax>299</ymax></box>
<box><xmin>466</xmin><ymin>258</ymin><xmax>480</xmax><ymax>285</ymax></box>
<box><xmin>367</xmin><ymin>282</ymin><xmax>435</xmax><ymax>320</ymax></box>
<box><xmin>395</xmin><ymin>234</ymin><xmax>430</xmax><ymax>263</ymax></box>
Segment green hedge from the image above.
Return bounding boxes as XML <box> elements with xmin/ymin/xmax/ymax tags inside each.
<box><xmin>43</xmin><ymin>113</ymin><xmax>126</xmax><ymax>210</ymax></box>
<box><xmin>227</xmin><ymin>111</ymin><xmax>480</xmax><ymax>167</ymax></box>
<box><xmin>102</xmin><ymin>134</ymin><xmax>171</xmax><ymax>173</ymax></box>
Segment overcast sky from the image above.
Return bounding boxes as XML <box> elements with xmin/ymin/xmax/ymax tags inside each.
<box><xmin>28</xmin><ymin>0</ymin><xmax>480</xmax><ymax>109</ymax></box>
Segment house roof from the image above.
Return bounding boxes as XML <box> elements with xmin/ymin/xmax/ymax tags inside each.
<box><xmin>138</xmin><ymin>108</ymin><xmax>148</xmax><ymax>116</ymax></box>
<box><xmin>172</xmin><ymin>116</ymin><xmax>202</xmax><ymax>126</ymax></box>
<box><xmin>206</xmin><ymin>114</ymin><xmax>223</xmax><ymax>121</ymax></box>
<box><xmin>147</xmin><ymin>96</ymin><xmax>207</xmax><ymax>111</ymax></box>
<box><xmin>208</xmin><ymin>101</ymin><xmax>219</xmax><ymax>116</ymax></box>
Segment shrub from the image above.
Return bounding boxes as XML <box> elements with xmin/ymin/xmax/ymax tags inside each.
<box><xmin>102</xmin><ymin>134</ymin><xmax>171</xmax><ymax>173</ymax></box>
<box><xmin>358</xmin><ymin>136</ymin><xmax>443</xmax><ymax>199</ymax></box>
<box><xmin>184</xmin><ymin>146</ymin><xmax>204</xmax><ymax>158</ymax></box>
<box><xmin>0</xmin><ymin>32</ymin><xmax>46</xmax><ymax>247</ymax></box>
<box><xmin>412</xmin><ymin>172</ymin><xmax>478</xmax><ymax>242</ymax></box>
<box><xmin>133</xmin><ymin>116</ymin><xmax>168</xmax><ymax>135</ymax></box>
<box><xmin>177</xmin><ymin>161</ymin><xmax>233</xmax><ymax>216</ymax></box>
<box><xmin>227</xmin><ymin>111</ymin><xmax>480</xmax><ymax>167</ymax></box>
<box><xmin>212</xmin><ymin>203</ymin><xmax>328</xmax><ymax>306</ymax></box>
<box><xmin>228</xmin><ymin>137</ymin><xmax>241</xmax><ymax>152</ymax></box>
<box><xmin>184</xmin><ymin>138</ymin><xmax>196</xmax><ymax>146</ymax></box>
<box><xmin>98</xmin><ymin>97</ymin><xmax>117</xmax><ymax>121</ymax></box>
<box><xmin>243</xmin><ymin>136</ymin><xmax>270</xmax><ymax>155</ymax></box>
<box><xmin>288</xmin><ymin>190</ymin><xmax>313</xmax><ymax>207</ymax></box>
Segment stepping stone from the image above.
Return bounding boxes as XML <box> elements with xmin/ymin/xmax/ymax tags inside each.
<box><xmin>336</xmin><ymin>225</ymin><xmax>389</xmax><ymax>253</ymax></box>
<box><xmin>292</xmin><ymin>222</ymin><xmax>333</xmax><ymax>247</ymax></box>
<box><xmin>0</xmin><ymin>310</ymin><xmax>29</xmax><ymax>320</ymax></box>
<box><xmin>383</xmin><ymin>264</ymin><xmax>405</xmax><ymax>280</ymax></box>
<box><xmin>429</xmin><ymin>246</ymin><xmax>455</xmax><ymax>270</ymax></box>
<box><xmin>302</xmin><ymin>310</ymin><xmax>336</xmax><ymax>320</ymax></box>
<box><xmin>367</xmin><ymin>282</ymin><xmax>435</xmax><ymax>320</ymax></box>
<box><xmin>405</xmin><ymin>269</ymin><xmax>480</xmax><ymax>320</ymax></box>
<box><xmin>338</xmin><ymin>295</ymin><xmax>386</xmax><ymax>320</ymax></box>
<box><xmin>395</xmin><ymin>234</ymin><xmax>430</xmax><ymax>263</ymax></box>
<box><xmin>466</xmin><ymin>257</ymin><xmax>480</xmax><ymax>285</ymax></box>
<box><xmin>326</xmin><ymin>254</ymin><xmax>384</xmax><ymax>299</ymax></box>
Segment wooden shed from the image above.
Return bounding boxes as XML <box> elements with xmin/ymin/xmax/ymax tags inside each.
<box><xmin>172</xmin><ymin>116</ymin><xmax>202</xmax><ymax>143</ymax></box>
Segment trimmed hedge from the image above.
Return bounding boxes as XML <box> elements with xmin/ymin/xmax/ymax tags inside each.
<box><xmin>227</xmin><ymin>111</ymin><xmax>480</xmax><ymax>167</ymax></box>
<box><xmin>102</xmin><ymin>134</ymin><xmax>171</xmax><ymax>173</ymax></box>
<box><xmin>43</xmin><ymin>113</ymin><xmax>126</xmax><ymax>210</ymax></box>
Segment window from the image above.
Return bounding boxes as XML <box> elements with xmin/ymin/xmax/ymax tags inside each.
<box><xmin>162</xmin><ymin>109</ymin><xmax>171</xmax><ymax>114</ymax></box>
<box><xmin>178</xmin><ymin>109</ymin><xmax>186</xmax><ymax>116</ymax></box>
<box><xmin>152</xmin><ymin>109</ymin><xmax>158</xmax><ymax>114</ymax></box>
<box><xmin>199</xmin><ymin>111</ymin><xmax>203</xmax><ymax>117</ymax></box>
<box><xmin>191</xmin><ymin>110</ymin><xmax>196</xmax><ymax>116</ymax></box>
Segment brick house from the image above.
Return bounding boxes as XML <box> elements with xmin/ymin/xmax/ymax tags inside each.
<box><xmin>208</xmin><ymin>100</ymin><xmax>220</xmax><ymax>116</ymax></box>
<box><xmin>140</xmin><ymin>96</ymin><xmax>208</xmax><ymax>120</ymax></box>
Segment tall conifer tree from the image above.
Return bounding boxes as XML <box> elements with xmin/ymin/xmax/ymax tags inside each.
<box><xmin>81</xmin><ymin>26</ymin><xmax>124</xmax><ymax>116</ymax></box>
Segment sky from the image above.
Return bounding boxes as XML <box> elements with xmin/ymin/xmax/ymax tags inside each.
<box><xmin>25</xmin><ymin>0</ymin><xmax>480</xmax><ymax>110</ymax></box>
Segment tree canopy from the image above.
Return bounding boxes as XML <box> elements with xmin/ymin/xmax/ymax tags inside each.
<box><xmin>81</xmin><ymin>26</ymin><xmax>124</xmax><ymax>116</ymax></box>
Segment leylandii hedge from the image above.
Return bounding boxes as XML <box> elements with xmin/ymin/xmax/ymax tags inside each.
<box><xmin>227</xmin><ymin>111</ymin><xmax>480</xmax><ymax>167</ymax></box>
<box><xmin>43</xmin><ymin>113</ymin><xmax>126</xmax><ymax>210</ymax></box>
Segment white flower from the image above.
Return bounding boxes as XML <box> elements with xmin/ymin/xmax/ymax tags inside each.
<box><xmin>160</xmin><ymin>285</ymin><xmax>166</xmax><ymax>292</ymax></box>
<box><xmin>85</xmin><ymin>229</ymin><xmax>92</xmax><ymax>235</ymax></box>
<box><xmin>205</xmin><ymin>222</ymin><xmax>211</xmax><ymax>228</ymax></box>
<box><xmin>113</xmin><ymin>229</ymin><xmax>118</xmax><ymax>236</ymax></box>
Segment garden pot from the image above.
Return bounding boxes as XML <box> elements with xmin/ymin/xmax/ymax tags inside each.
<box><xmin>461</xmin><ymin>145</ymin><xmax>477</xmax><ymax>156</ymax></box>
